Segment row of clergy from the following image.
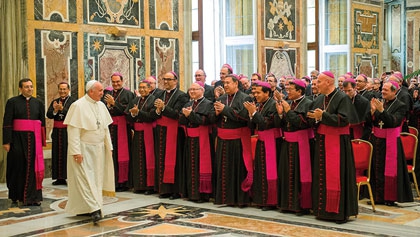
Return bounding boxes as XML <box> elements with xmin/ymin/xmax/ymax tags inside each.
<box><xmin>46</xmin><ymin>70</ymin><xmax>414</xmax><ymax>224</ymax></box>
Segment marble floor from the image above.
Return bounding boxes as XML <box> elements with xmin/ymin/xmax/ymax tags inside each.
<box><xmin>1</xmin><ymin>179</ymin><xmax>420</xmax><ymax>237</ymax></box>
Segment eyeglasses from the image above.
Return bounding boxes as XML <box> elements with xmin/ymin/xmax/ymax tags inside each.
<box><xmin>356</xmin><ymin>80</ymin><xmax>366</xmax><ymax>83</ymax></box>
<box><xmin>195</xmin><ymin>74</ymin><xmax>204</xmax><ymax>77</ymax></box>
<box><xmin>162</xmin><ymin>78</ymin><xmax>176</xmax><ymax>81</ymax></box>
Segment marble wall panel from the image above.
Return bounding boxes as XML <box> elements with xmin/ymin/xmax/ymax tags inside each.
<box><xmin>406</xmin><ymin>9</ymin><xmax>420</xmax><ymax>75</ymax></box>
<box><xmin>264</xmin><ymin>0</ymin><xmax>296</xmax><ymax>41</ymax></box>
<box><xmin>150</xmin><ymin>37</ymin><xmax>179</xmax><ymax>89</ymax></box>
<box><xmin>85</xmin><ymin>33</ymin><xmax>145</xmax><ymax>90</ymax></box>
<box><xmin>35</xmin><ymin>30</ymin><xmax>78</xmax><ymax>139</ymax></box>
<box><xmin>34</xmin><ymin>0</ymin><xmax>77</xmax><ymax>22</ymax></box>
<box><xmin>149</xmin><ymin>0</ymin><xmax>179</xmax><ymax>31</ymax></box>
<box><xmin>265</xmin><ymin>48</ymin><xmax>296</xmax><ymax>79</ymax></box>
<box><xmin>86</xmin><ymin>0</ymin><xmax>143</xmax><ymax>27</ymax></box>
<box><xmin>354</xmin><ymin>53</ymin><xmax>378</xmax><ymax>77</ymax></box>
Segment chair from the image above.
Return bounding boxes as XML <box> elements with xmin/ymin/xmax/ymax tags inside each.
<box><xmin>352</xmin><ymin>139</ymin><xmax>375</xmax><ymax>212</ymax></box>
<box><xmin>408</xmin><ymin>126</ymin><xmax>418</xmax><ymax>137</ymax></box>
<box><xmin>400</xmin><ymin>132</ymin><xmax>420</xmax><ymax>197</ymax></box>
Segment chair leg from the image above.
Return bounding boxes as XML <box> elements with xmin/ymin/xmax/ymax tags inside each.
<box><xmin>357</xmin><ymin>183</ymin><xmax>361</xmax><ymax>201</ymax></box>
<box><xmin>411</xmin><ymin>171</ymin><xmax>420</xmax><ymax>197</ymax></box>
<box><xmin>366</xmin><ymin>183</ymin><xmax>375</xmax><ymax>212</ymax></box>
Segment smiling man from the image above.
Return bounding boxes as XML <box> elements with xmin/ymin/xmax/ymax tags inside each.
<box><xmin>214</xmin><ymin>74</ymin><xmax>253</xmax><ymax>207</ymax></box>
<box><xmin>307</xmin><ymin>71</ymin><xmax>358</xmax><ymax>224</ymax></box>
<box><xmin>46</xmin><ymin>82</ymin><xmax>77</xmax><ymax>186</ymax></box>
<box><xmin>276</xmin><ymin>79</ymin><xmax>313</xmax><ymax>215</ymax></box>
<box><xmin>126</xmin><ymin>80</ymin><xmax>159</xmax><ymax>194</ymax></box>
<box><xmin>103</xmin><ymin>72</ymin><xmax>135</xmax><ymax>192</ymax></box>
<box><xmin>243</xmin><ymin>81</ymin><xmax>278</xmax><ymax>211</ymax></box>
<box><xmin>153</xmin><ymin>71</ymin><xmax>189</xmax><ymax>200</ymax></box>
<box><xmin>179</xmin><ymin>82</ymin><xmax>215</xmax><ymax>202</ymax></box>
<box><xmin>3</xmin><ymin>78</ymin><xmax>46</xmax><ymax>207</ymax></box>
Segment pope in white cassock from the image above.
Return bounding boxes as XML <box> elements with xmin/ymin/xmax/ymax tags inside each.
<box><xmin>64</xmin><ymin>80</ymin><xmax>115</xmax><ymax>223</ymax></box>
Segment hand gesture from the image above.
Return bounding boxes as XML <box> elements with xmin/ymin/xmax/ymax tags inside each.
<box><xmin>307</xmin><ymin>108</ymin><xmax>323</xmax><ymax>121</ymax></box>
<box><xmin>273</xmin><ymin>90</ymin><xmax>283</xmax><ymax>101</ymax></box>
<box><xmin>214</xmin><ymin>101</ymin><xmax>225</xmax><ymax>116</ymax></box>
<box><xmin>182</xmin><ymin>106</ymin><xmax>192</xmax><ymax>117</ymax></box>
<box><xmin>243</xmin><ymin>101</ymin><xmax>257</xmax><ymax>116</ymax></box>
<box><xmin>53</xmin><ymin>101</ymin><xmax>63</xmax><ymax>112</ymax></box>
<box><xmin>129</xmin><ymin>104</ymin><xmax>139</xmax><ymax>116</ymax></box>
<box><xmin>104</xmin><ymin>94</ymin><xmax>115</xmax><ymax>107</ymax></box>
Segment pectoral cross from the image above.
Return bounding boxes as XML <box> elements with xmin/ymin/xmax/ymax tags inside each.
<box><xmin>223</xmin><ymin>116</ymin><xmax>228</xmax><ymax>122</ymax></box>
<box><xmin>96</xmin><ymin>120</ymin><xmax>101</xmax><ymax>129</ymax></box>
<box><xmin>378</xmin><ymin>120</ymin><xmax>384</xmax><ymax>129</ymax></box>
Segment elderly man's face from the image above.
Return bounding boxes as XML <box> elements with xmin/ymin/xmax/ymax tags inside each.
<box><xmin>188</xmin><ymin>83</ymin><xmax>204</xmax><ymax>100</ymax></box>
<box><xmin>240</xmin><ymin>78</ymin><xmax>250</xmax><ymax>90</ymax></box>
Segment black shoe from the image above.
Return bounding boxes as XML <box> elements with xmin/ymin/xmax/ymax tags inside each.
<box><xmin>385</xmin><ymin>201</ymin><xmax>396</xmax><ymax>206</ymax></box>
<box><xmin>159</xmin><ymin>193</ymin><xmax>171</xmax><ymax>199</ymax></box>
<box><xmin>169</xmin><ymin>193</ymin><xmax>181</xmax><ymax>200</ymax></box>
<box><xmin>24</xmin><ymin>202</ymin><xmax>41</xmax><ymax>206</ymax></box>
<box><xmin>52</xmin><ymin>179</ymin><xmax>67</xmax><ymax>185</ymax></box>
<box><xmin>295</xmin><ymin>209</ymin><xmax>310</xmax><ymax>216</ymax></box>
<box><xmin>144</xmin><ymin>190</ymin><xmax>155</xmax><ymax>195</ymax></box>
<box><xmin>76</xmin><ymin>213</ymin><xmax>91</xmax><ymax>216</ymax></box>
<box><xmin>116</xmin><ymin>187</ymin><xmax>129</xmax><ymax>192</ymax></box>
<box><xmin>335</xmin><ymin>218</ymin><xmax>348</xmax><ymax>224</ymax></box>
<box><xmin>91</xmin><ymin>210</ymin><xmax>102</xmax><ymax>223</ymax></box>
<box><xmin>262</xmin><ymin>206</ymin><xmax>276</xmax><ymax>211</ymax></box>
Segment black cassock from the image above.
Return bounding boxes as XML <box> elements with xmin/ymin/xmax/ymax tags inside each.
<box><xmin>46</xmin><ymin>96</ymin><xmax>76</xmax><ymax>181</ymax></box>
<box><xmin>153</xmin><ymin>89</ymin><xmax>189</xmax><ymax>195</ymax></box>
<box><xmin>249</xmin><ymin>97</ymin><xmax>279</xmax><ymax>208</ymax></box>
<box><xmin>103</xmin><ymin>88</ymin><xmax>134</xmax><ymax>188</ymax></box>
<box><xmin>214</xmin><ymin>91</ymin><xmax>252</xmax><ymax>206</ymax></box>
<box><xmin>350</xmin><ymin>94</ymin><xmax>371</xmax><ymax>140</ymax></box>
<box><xmin>370</xmin><ymin>98</ymin><xmax>413</xmax><ymax>203</ymax></box>
<box><xmin>179</xmin><ymin>97</ymin><xmax>215</xmax><ymax>201</ymax></box>
<box><xmin>275</xmin><ymin>97</ymin><xmax>313</xmax><ymax>213</ymax></box>
<box><xmin>126</xmin><ymin>94</ymin><xmax>158</xmax><ymax>192</ymax></box>
<box><xmin>3</xmin><ymin>95</ymin><xmax>45</xmax><ymax>204</ymax></box>
<box><xmin>310</xmin><ymin>89</ymin><xmax>358</xmax><ymax>222</ymax></box>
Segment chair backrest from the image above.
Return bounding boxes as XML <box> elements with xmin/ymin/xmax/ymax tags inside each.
<box><xmin>400</xmin><ymin>132</ymin><xmax>418</xmax><ymax>164</ymax></box>
<box><xmin>351</xmin><ymin>139</ymin><xmax>373</xmax><ymax>176</ymax></box>
<box><xmin>408</xmin><ymin>126</ymin><xmax>419</xmax><ymax>137</ymax></box>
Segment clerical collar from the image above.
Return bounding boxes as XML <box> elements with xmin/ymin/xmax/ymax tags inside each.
<box><xmin>294</xmin><ymin>95</ymin><xmax>304</xmax><ymax>103</ymax></box>
<box><xmin>194</xmin><ymin>96</ymin><xmax>204</xmax><ymax>102</ymax></box>
<box><xmin>326</xmin><ymin>88</ymin><xmax>338</xmax><ymax>98</ymax></box>
<box><xmin>166</xmin><ymin>88</ymin><xmax>176</xmax><ymax>93</ymax></box>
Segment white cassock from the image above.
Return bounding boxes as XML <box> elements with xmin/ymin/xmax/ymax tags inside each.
<box><xmin>64</xmin><ymin>94</ymin><xmax>115</xmax><ymax>215</ymax></box>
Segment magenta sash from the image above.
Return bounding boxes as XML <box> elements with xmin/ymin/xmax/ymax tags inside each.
<box><xmin>186</xmin><ymin>126</ymin><xmax>212</xmax><ymax>193</ymax></box>
<box><xmin>156</xmin><ymin>116</ymin><xmax>178</xmax><ymax>183</ymax></box>
<box><xmin>256</xmin><ymin>128</ymin><xmax>280</xmax><ymax>205</ymax></box>
<box><xmin>217</xmin><ymin>127</ymin><xmax>253</xmax><ymax>191</ymax></box>
<box><xmin>350</xmin><ymin>122</ymin><xmax>363</xmax><ymax>139</ymax></box>
<box><xmin>13</xmin><ymin>119</ymin><xmax>44</xmax><ymax>190</ymax></box>
<box><xmin>283</xmin><ymin>128</ymin><xmax>313</xmax><ymax>209</ymax></box>
<box><xmin>134</xmin><ymin>122</ymin><xmax>155</xmax><ymax>186</ymax></box>
<box><xmin>53</xmin><ymin>120</ymin><xmax>67</xmax><ymax>128</ymax></box>
<box><xmin>373</xmin><ymin>126</ymin><xmax>399</xmax><ymax>201</ymax></box>
<box><xmin>317</xmin><ymin>124</ymin><xmax>349</xmax><ymax>213</ymax></box>
<box><xmin>112</xmin><ymin>115</ymin><xmax>129</xmax><ymax>183</ymax></box>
